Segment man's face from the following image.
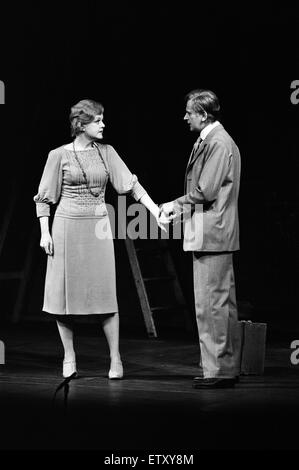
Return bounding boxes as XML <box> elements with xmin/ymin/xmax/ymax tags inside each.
<box><xmin>184</xmin><ymin>99</ymin><xmax>206</xmax><ymax>132</ymax></box>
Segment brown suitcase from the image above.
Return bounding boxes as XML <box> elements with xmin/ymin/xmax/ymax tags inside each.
<box><xmin>236</xmin><ymin>320</ymin><xmax>267</xmax><ymax>375</ymax></box>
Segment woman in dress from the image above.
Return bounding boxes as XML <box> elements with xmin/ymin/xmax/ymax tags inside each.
<box><xmin>34</xmin><ymin>99</ymin><xmax>166</xmax><ymax>380</ymax></box>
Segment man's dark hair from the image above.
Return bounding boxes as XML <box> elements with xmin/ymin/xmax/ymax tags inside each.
<box><xmin>185</xmin><ymin>89</ymin><xmax>221</xmax><ymax>123</ymax></box>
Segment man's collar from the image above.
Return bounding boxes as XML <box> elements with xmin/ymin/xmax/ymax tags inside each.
<box><xmin>200</xmin><ymin>120</ymin><xmax>221</xmax><ymax>140</ymax></box>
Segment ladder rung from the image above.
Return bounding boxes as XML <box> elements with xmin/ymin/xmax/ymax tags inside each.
<box><xmin>135</xmin><ymin>246</ymin><xmax>168</xmax><ymax>253</ymax></box>
<box><xmin>143</xmin><ymin>275</ymin><xmax>175</xmax><ymax>282</ymax></box>
<box><xmin>151</xmin><ymin>305</ymin><xmax>178</xmax><ymax>312</ymax></box>
<box><xmin>0</xmin><ymin>271</ymin><xmax>24</xmax><ymax>280</ymax></box>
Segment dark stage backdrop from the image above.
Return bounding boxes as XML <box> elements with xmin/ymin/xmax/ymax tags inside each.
<box><xmin>0</xmin><ymin>4</ymin><xmax>298</xmax><ymax>334</ymax></box>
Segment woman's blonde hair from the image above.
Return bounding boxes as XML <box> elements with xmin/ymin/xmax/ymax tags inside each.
<box><xmin>69</xmin><ymin>99</ymin><xmax>104</xmax><ymax>137</ymax></box>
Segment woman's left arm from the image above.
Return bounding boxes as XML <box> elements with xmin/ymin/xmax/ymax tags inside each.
<box><xmin>139</xmin><ymin>193</ymin><xmax>159</xmax><ymax>218</ymax></box>
<box><xmin>105</xmin><ymin>145</ymin><xmax>168</xmax><ymax>230</ymax></box>
<box><xmin>138</xmin><ymin>193</ymin><xmax>168</xmax><ymax>231</ymax></box>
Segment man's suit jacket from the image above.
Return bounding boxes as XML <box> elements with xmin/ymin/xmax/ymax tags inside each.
<box><xmin>174</xmin><ymin>124</ymin><xmax>241</xmax><ymax>252</ymax></box>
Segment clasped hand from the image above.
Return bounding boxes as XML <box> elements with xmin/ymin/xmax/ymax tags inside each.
<box><xmin>158</xmin><ymin>201</ymin><xmax>177</xmax><ymax>225</ymax></box>
<box><xmin>153</xmin><ymin>202</ymin><xmax>175</xmax><ymax>232</ymax></box>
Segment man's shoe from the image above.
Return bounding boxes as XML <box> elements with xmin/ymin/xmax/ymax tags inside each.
<box><xmin>193</xmin><ymin>377</ymin><xmax>237</xmax><ymax>389</ymax></box>
<box><xmin>193</xmin><ymin>375</ymin><xmax>239</xmax><ymax>384</ymax></box>
<box><xmin>193</xmin><ymin>374</ymin><xmax>204</xmax><ymax>381</ymax></box>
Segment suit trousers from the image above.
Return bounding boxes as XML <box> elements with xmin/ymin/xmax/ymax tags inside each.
<box><xmin>193</xmin><ymin>252</ymin><xmax>239</xmax><ymax>378</ymax></box>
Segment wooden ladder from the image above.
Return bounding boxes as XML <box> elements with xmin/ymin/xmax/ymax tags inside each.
<box><xmin>124</xmin><ymin>238</ymin><xmax>192</xmax><ymax>338</ymax></box>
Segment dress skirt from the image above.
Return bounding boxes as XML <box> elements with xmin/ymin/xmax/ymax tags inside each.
<box><xmin>43</xmin><ymin>215</ymin><xmax>118</xmax><ymax>314</ymax></box>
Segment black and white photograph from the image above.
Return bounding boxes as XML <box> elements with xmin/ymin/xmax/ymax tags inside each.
<box><xmin>0</xmin><ymin>2</ymin><xmax>298</xmax><ymax>461</ymax></box>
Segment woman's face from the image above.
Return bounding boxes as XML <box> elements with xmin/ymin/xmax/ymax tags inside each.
<box><xmin>83</xmin><ymin>114</ymin><xmax>105</xmax><ymax>140</ymax></box>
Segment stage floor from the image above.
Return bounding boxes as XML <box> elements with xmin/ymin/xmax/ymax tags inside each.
<box><xmin>0</xmin><ymin>321</ymin><xmax>299</xmax><ymax>453</ymax></box>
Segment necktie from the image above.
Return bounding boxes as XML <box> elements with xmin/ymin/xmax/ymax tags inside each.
<box><xmin>193</xmin><ymin>137</ymin><xmax>203</xmax><ymax>151</ymax></box>
<box><xmin>187</xmin><ymin>137</ymin><xmax>203</xmax><ymax>168</ymax></box>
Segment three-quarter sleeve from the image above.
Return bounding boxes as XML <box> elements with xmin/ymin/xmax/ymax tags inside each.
<box><xmin>105</xmin><ymin>145</ymin><xmax>147</xmax><ymax>201</ymax></box>
<box><xmin>33</xmin><ymin>150</ymin><xmax>63</xmax><ymax>217</ymax></box>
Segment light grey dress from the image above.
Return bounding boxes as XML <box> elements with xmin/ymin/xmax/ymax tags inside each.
<box><xmin>34</xmin><ymin>144</ymin><xmax>146</xmax><ymax>315</ymax></box>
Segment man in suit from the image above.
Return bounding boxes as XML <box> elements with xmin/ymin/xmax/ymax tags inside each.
<box><xmin>160</xmin><ymin>89</ymin><xmax>241</xmax><ymax>388</ymax></box>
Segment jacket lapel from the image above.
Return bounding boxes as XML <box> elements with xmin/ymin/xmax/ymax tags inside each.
<box><xmin>186</xmin><ymin>124</ymin><xmax>225</xmax><ymax>171</ymax></box>
<box><xmin>184</xmin><ymin>124</ymin><xmax>225</xmax><ymax>192</ymax></box>
<box><xmin>187</xmin><ymin>140</ymin><xmax>205</xmax><ymax>169</ymax></box>
<box><xmin>184</xmin><ymin>143</ymin><xmax>204</xmax><ymax>189</ymax></box>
